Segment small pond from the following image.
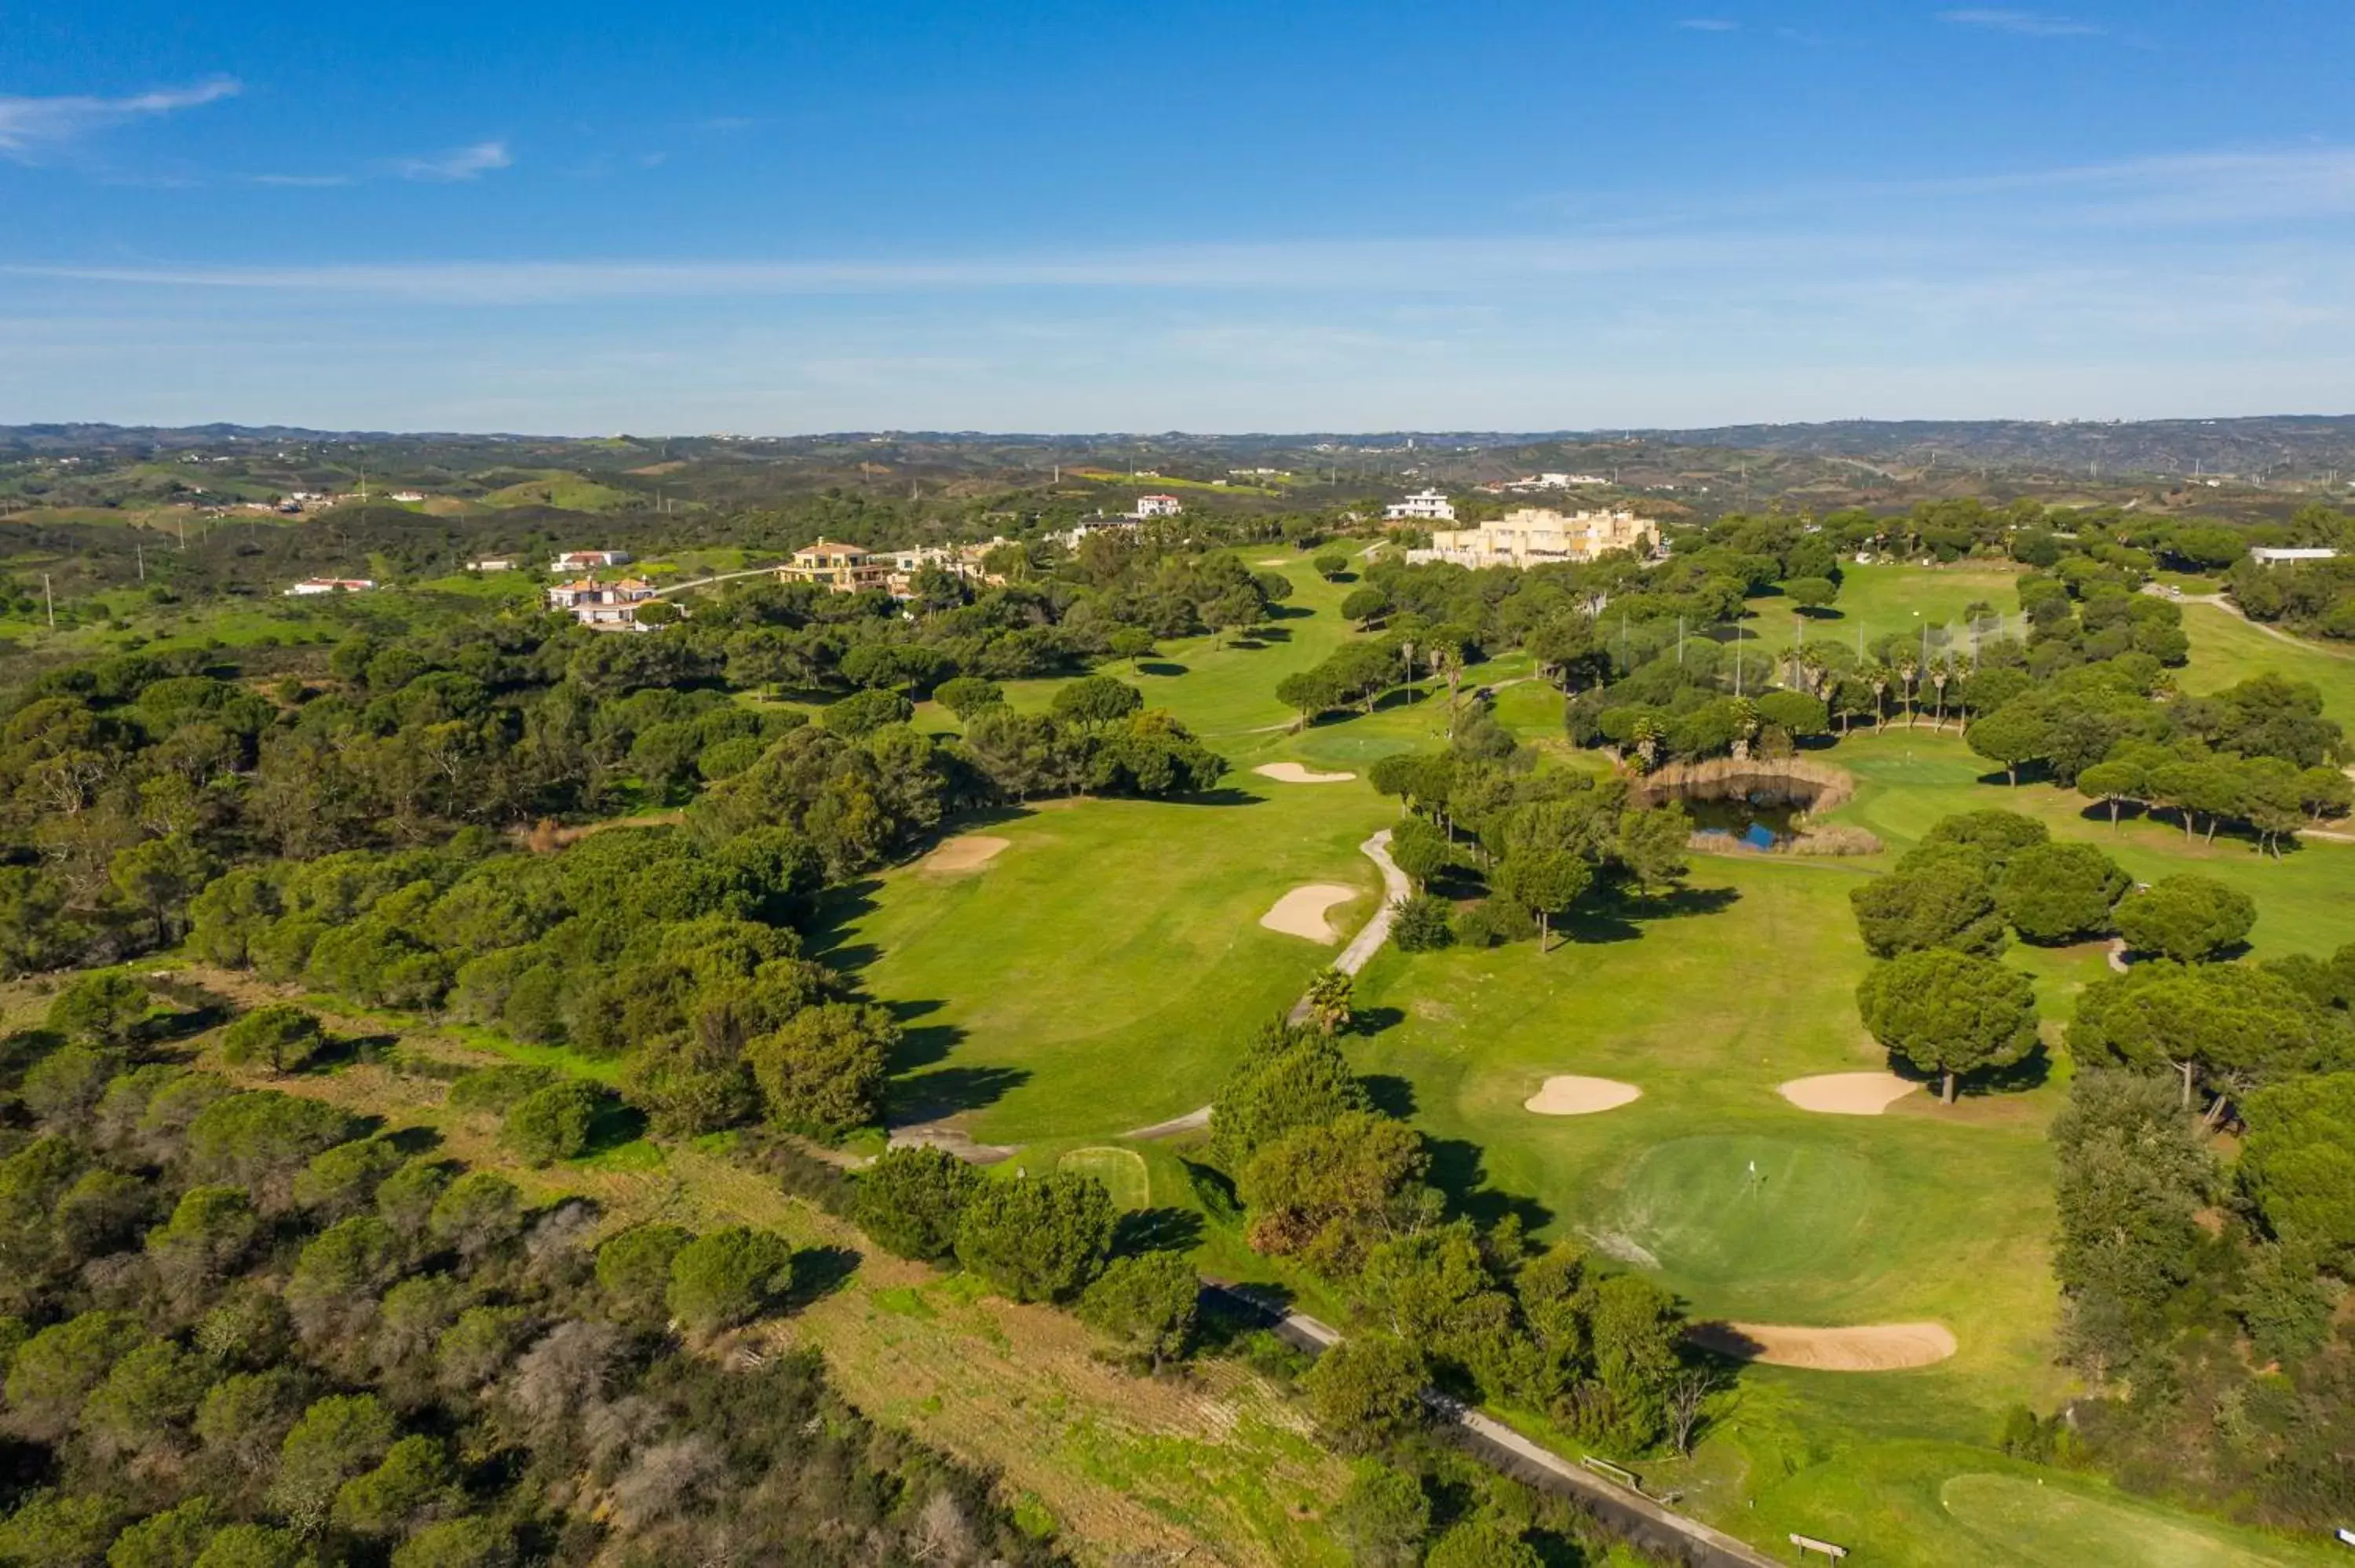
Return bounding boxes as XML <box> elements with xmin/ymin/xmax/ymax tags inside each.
<box><xmin>1640</xmin><ymin>770</ymin><xmax>1831</xmax><ymax>851</ymax></box>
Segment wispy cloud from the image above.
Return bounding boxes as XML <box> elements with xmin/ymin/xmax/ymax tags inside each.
<box><xmin>0</xmin><ymin>77</ymin><xmax>239</xmax><ymax>161</ymax></box>
<box><xmin>1677</xmin><ymin>19</ymin><xmax>1740</xmax><ymax>31</ymax></box>
<box><xmin>1938</xmin><ymin>9</ymin><xmax>2102</xmax><ymax>37</ymax></box>
<box><xmin>389</xmin><ymin>140</ymin><xmax>512</xmax><ymax>181</ymax></box>
<box><xmin>249</xmin><ymin>172</ymin><xmax>353</xmax><ymax>188</ymax></box>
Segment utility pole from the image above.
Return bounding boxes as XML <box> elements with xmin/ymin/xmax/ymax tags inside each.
<box><xmin>42</xmin><ymin>574</ymin><xmax>53</xmax><ymax>629</ymax></box>
<box><xmin>136</xmin><ymin>543</ymin><xmax>144</xmax><ymax>582</ymax></box>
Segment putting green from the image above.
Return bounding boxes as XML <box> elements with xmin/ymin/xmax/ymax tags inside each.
<box><xmin>1582</xmin><ymin>1134</ymin><xmax>1877</xmax><ymax>1292</ymax></box>
<box><xmin>1059</xmin><ymin>1146</ymin><xmax>1152</xmax><ymax>1211</ymax></box>
<box><xmin>1938</xmin><ymin>1473</ymin><xmax>2317</xmax><ymax>1567</ymax></box>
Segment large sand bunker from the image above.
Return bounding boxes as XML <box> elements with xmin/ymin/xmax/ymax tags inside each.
<box><xmin>1524</xmin><ymin>1076</ymin><xmax>1643</xmax><ymax>1115</ymax></box>
<box><xmin>1260</xmin><ymin>884</ymin><xmax>1357</xmax><ymax>942</ymax></box>
<box><xmin>1254</xmin><ymin>762</ymin><xmax>1357</xmax><ymax>785</ymax></box>
<box><xmin>1779</xmin><ymin>1071</ymin><xmax>1921</xmax><ymax>1116</ymax></box>
<box><xmin>1686</xmin><ymin>1319</ymin><xmax>1958</xmax><ymax>1372</ymax></box>
<box><xmin>921</xmin><ymin>834</ymin><xmax>1010</xmax><ymax>873</ymax></box>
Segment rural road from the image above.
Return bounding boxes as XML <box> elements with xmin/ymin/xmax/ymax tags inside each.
<box><xmin>1207</xmin><ymin>1282</ymin><xmax>1784</xmax><ymax>1568</ymax></box>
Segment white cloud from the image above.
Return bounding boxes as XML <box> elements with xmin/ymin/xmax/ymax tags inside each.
<box><xmin>389</xmin><ymin>140</ymin><xmax>512</xmax><ymax>181</ymax></box>
<box><xmin>0</xmin><ymin>77</ymin><xmax>239</xmax><ymax>161</ymax></box>
<box><xmin>249</xmin><ymin>172</ymin><xmax>353</xmax><ymax>188</ymax></box>
<box><xmin>1937</xmin><ymin>9</ymin><xmax>2102</xmax><ymax>37</ymax></box>
<box><xmin>1677</xmin><ymin>19</ymin><xmax>1740</xmax><ymax>31</ymax></box>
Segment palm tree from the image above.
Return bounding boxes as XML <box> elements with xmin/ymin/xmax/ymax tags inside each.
<box><xmin>1303</xmin><ymin>969</ymin><xmax>1354</xmax><ymax>1036</ymax></box>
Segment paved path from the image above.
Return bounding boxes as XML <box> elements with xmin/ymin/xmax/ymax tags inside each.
<box><xmin>648</xmin><ymin>563</ymin><xmax>788</xmax><ymax>599</ymax></box>
<box><xmin>1205</xmin><ymin>1282</ymin><xmax>1781</xmax><ymax>1568</ymax></box>
<box><xmin>1287</xmin><ymin>827</ymin><xmax>1405</xmax><ymax>1023</ymax></box>
<box><xmin>2144</xmin><ymin>583</ymin><xmax>2355</xmax><ymax>660</ymax></box>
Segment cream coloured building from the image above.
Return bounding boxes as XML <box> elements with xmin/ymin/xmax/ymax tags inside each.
<box><xmin>1409</xmin><ymin>507</ymin><xmax>1658</xmax><ymax>569</ymax></box>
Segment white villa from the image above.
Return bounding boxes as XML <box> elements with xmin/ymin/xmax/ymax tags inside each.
<box><xmin>547</xmin><ymin>576</ymin><xmax>659</xmax><ymax>629</ymax></box>
<box><xmin>2249</xmin><ymin>547</ymin><xmax>2341</xmax><ymax>566</ymax></box>
<box><xmin>1385</xmin><ymin>490</ymin><xmax>1457</xmax><ymax>523</ymax></box>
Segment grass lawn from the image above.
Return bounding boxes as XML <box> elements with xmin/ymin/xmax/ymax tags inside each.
<box><xmin>993</xmin><ymin>556</ymin><xmax>1363</xmax><ymax>739</ymax></box>
<box><xmin>1827</xmin><ymin>727</ymin><xmax>2355</xmax><ymax>961</ymax></box>
<box><xmin>2176</xmin><ymin>600</ymin><xmax>2355</xmax><ymax>726</ymax></box>
<box><xmin>1747</xmin><ymin>561</ymin><xmax>2027</xmax><ymax>650</ymax></box>
<box><xmin>1349</xmin><ymin>855</ymin><xmax>2065</xmax><ymax>1407</ymax></box>
<box><xmin>828</xmin><ymin>778</ymin><xmax>1396</xmax><ymax>1142</ymax></box>
<box><xmin>1738</xmin><ymin>1439</ymin><xmax>2339</xmax><ymax>1567</ymax></box>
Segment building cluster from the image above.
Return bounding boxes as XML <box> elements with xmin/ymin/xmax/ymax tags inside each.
<box><xmin>775</xmin><ymin>538</ymin><xmax>1010</xmax><ymax>598</ymax></box>
<box><xmin>1476</xmin><ymin>472</ymin><xmax>1612</xmax><ymax>494</ymax></box>
<box><xmin>1408</xmin><ymin>507</ymin><xmax>1659</xmax><ymax>570</ymax></box>
<box><xmin>551</xmin><ymin>549</ymin><xmax>632</xmax><ymax>573</ymax></box>
<box><xmin>284</xmin><ymin>578</ymin><xmax>377</xmax><ymax>596</ymax></box>
<box><xmin>546</xmin><ymin>575</ymin><xmax>660</xmax><ymax>629</ymax></box>
<box><xmin>2249</xmin><ymin>547</ymin><xmax>2342</xmax><ymax>565</ymax></box>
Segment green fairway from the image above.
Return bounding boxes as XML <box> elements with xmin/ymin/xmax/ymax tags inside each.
<box><xmin>2176</xmin><ymin>600</ymin><xmax>2355</xmax><ymax>726</ymax></box>
<box><xmin>834</xmin><ymin>779</ymin><xmax>1394</xmax><ymax>1142</ymax></box>
<box><xmin>1747</xmin><ymin>561</ymin><xmax>2027</xmax><ymax>649</ymax></box>
<box><xmin>1057</xmin><ymin>1146</ymin><xmax>1152</xmax><ymax>1209</ymax></box>
<box><xmin>992</xmin><ymin>556</ymin><xmax>1361</xmax><ymax>739</ymax></box>
<box><xmin>1827</xmin><ymin>727</ymin><xmax>2355</xmax><ymax>961</ymax></box>
<box><xmin>1736</xmin><ymin>1441</ymin><xmax>2341</xmax><ymax>1567</ymax></box>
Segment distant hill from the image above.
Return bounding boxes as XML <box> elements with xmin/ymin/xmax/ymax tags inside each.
<box><xmin>1642</xmin><ymin>417</ymin><xmax>2355</xmax><ymax>483</ymax></box>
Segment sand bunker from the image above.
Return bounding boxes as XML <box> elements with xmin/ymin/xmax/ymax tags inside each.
<box><xmin>921</xmin><ymin>835</ymin><xmax>1010</xmax><ymax>873</ymax></box>
<box><xmin>1524</xmin><ymin>1076</ymin><xmax>1643</xmax><ymax>1115</ymax></box>
<box><xmin>1254</xmin><ymin>762</ymin><xmax>1358</xmax><ymax>784</ymax></box>
<box><xmin>1260</xmin><ymin>884</ymin><xmax>1357</xmax><ymax>942</ymax></box>
<box><xmin>1778</xmin><ymin>1071</ymin><xmax>1921</xmax><ymax>1116</ymax></box>
<box><xmin>1686</xmin><ymin>1319</ymin><xmax>1958</xmax><ymax>1372</ymax></box>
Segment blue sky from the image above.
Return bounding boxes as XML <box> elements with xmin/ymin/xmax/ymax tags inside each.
<box><xmin>3</xmin><ymin>1</ymin><xmax>2353</xmax><ymax>433</ymax></box>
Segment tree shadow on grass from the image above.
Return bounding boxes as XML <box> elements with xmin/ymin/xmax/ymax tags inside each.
<box><xmin>1360</xmin><ymin>1072</ymin><xmax>1418</xmax><ymax>1119</ymax></box>
<box><xmin>1353</xmin><ymin>1006</ymin><xmax>1407</xmax><ymax>1040</ymax></box>
<box><xmin>805</xmin><ymin>878</ymin><xmax>884</xmax><ymax>968</ymax></box>
<box><xmin>1974</xmin><ymin>1041</ymin><xmax>2054</xmax><ymax>1096</ymax></box>
<box><xmin>885</xmin><ymin>1063</ymin><xmax>1030</xmax><ymax>1125</ymax></box>
<box><xmin>579</xmin><ymin>1096</ymin><xmax>648</xmax><ymax>1159</ymax></box>
<box><xmin>1114</xmin><ymin>1206</ymin><xmax>1203</xmax><ymax>1256</ymax></box>
<box><xmin>785</xmin><ymin>1244</ymin><xmax>863</xmax><ymax>1310</ymax></box>
<box><xmin>1181</xmin><ymin>786</ymin><xmax>1272</xmax><ymax>808</ymax></box>
<box><xmin>1424</xmin><ymin>1136</ymin><xmax>1555</xmax><ymax>1235</ymax></box>
<box><xmin>1138</xmin><ymin>660</ymin><xmax>1188</xmax><ymax>677</ymax></box>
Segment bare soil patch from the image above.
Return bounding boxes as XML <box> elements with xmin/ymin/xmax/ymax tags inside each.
<box><xmin>1523</xmin><ymin>1075</ymin><xmax>1643</xmax><ymax>1115</ymax></box>
<box><xmin>1778</xmin><ymin>1070</ymin><xmax>1921</xmax><ymax>1116</ymax></box>
<box><xmin>1259</xmin><ymin>884</ymin><xmax>1357</xmax><ymax>942</ymax></box>
<box><xmin>921</xmin><ymin>834</ymin><xmax>1010</xmax><ymax>873</ymax></box>
<box><xmin>1253</xmin><ymin>762</ymin><xmax>1357</xmax><ymax>784</ymax></box>
<box><xmin>1686</xmin><ymin>1319</ymin><xmax>1958</xmax><ymax>1371</ymax></box>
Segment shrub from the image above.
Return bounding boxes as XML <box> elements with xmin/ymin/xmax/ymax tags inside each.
<box><xmin>666</xmin><ymin>1227</ymin><xmax>797</xmax><ymax>1333</ymax></box>
<box><xmin>1390</xmin><ymin>893</ymin><xmax>1455</xmax><ymax>952</ymax></box>
<box><xmin>220</xmin><ymin>1005</ymin><xmax>328</xmax><ymax>1074</ymax></box>
<box><xmin>500</xmin><ymin>1081</ymin><xmax>601</xmax><ymax>1166</ymax></box>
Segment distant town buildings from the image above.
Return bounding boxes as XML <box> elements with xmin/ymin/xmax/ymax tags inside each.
<box><xmin>389</xmin><ymin>490</ymin><xmax>426</xmax><ymax>503</ymax></box>
<box><xmin>1384</xmin><ymin>489</ymin><xmax>1457</xmax><ymax>523</ymax></box>
<box><xmin>1134</xmin><ymin>494</ymin><xmax>1184</xmax><ymax>519</ymax></box>
<box><xmin>2250</xmin><ymin>547</ymin><xmax>2342</xmax><ymax>565</ymax></box>
<box><xmin>884</xmin><ymin>539</ymin><xmax>1010</xmax><ymax>595</ymax></box>
<box><xmin>546</xmin><ymin>576</ymin><xmax>659</xmax><ymax>629</ymax></box>
<box><xmin>1054</xmin><ymin>517</ymin><xmax>1141</xmax><ymax>549</ymax></box>
<box><xmin>550</xmin><ymin>549</ymin><xmax>633</xmax><ymax>573</ymax></box>
<box><xmin>467</xmin><ymin>558</ymin><xmax>518</xmax><ymax>572</ymax></box>
<box><xmin>1408</xmin><ymin>507</ymin><xmax>1659</xmax><ymax>570</ymax></box>
<box><xmin>285</xmin><ymin>578</ymin><xmax>377</xmax><ymax>596</ymax></box>
<box><xmin>778</xmin><ymin>539</ymin><xmax>893</xmax><ymax>594</ymax></box>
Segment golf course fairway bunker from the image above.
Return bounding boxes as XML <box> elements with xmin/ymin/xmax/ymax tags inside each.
<box><xmin>1582</xmin><ymin>1134</ymin><xmax>1879</xmax><ymax>1299</ymax></box>
<box><xmin>921</xmin><ymin>834</ymin><xmax>1010</xmax><ymax>873</ymax></box>
<box><xmin>1254</xmin><ymin>762</ymin><xmax>1358</xmax><ymax>784</ymax></box>
<box><xmin>1524</xmin><ymin>1076</ymin><xmax>1643</xmax><ymax>1115</ymax></box>
<box><xmin>1260</xmin><ymin>884</ymin><xmax>1357</xmax><ymax>942</ymax></box>
<box><xmin>1780</xmin><ymin>1070</ymin><xmax>1921</xmax><ymax>1115</ymax></box>
<box><xmin>1687</xmin><ymin>1319</ymin><xmax>1956</xmax><ymax>1371</ymax></box>
<box><xmin>1936</xmin><ymin>1473</ymin><xmax>2302</xmax><ymax>1567</ymax></box>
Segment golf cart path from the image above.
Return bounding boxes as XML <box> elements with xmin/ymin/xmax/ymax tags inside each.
<box><xmin>2145</xmin><ymin>584</ymin><xmax>2355</xmax><ymax>659</ymax></box>
<box><xmin>1130</xmin><ymin>829</ymin><xmax>1407</xmax><ymax>1140</ymax></box>
<box><xmin>1209</xmin><ymin>1282</ymin><xmax>1780</xmax><ymax>1568</ymax></box>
